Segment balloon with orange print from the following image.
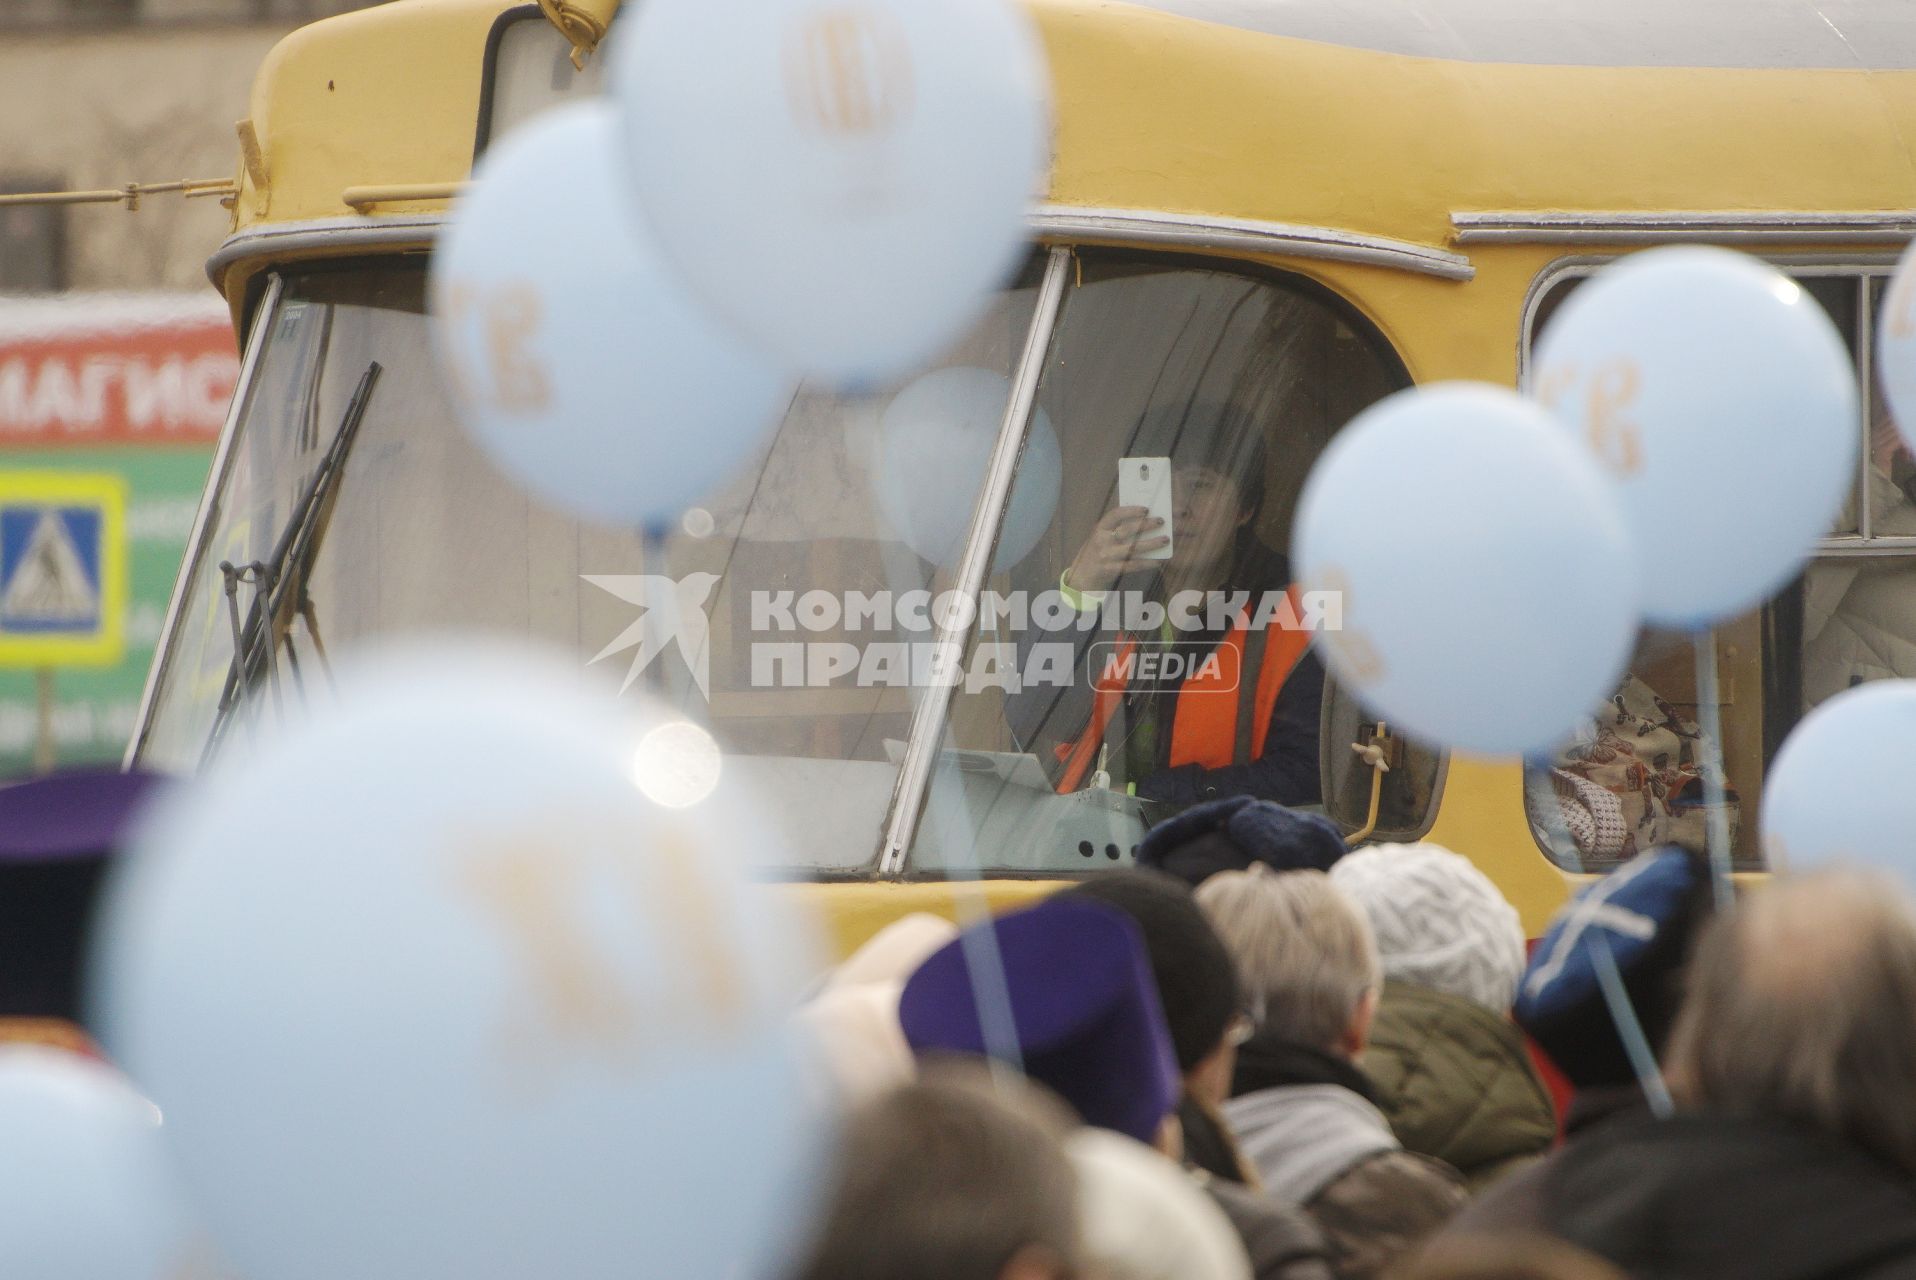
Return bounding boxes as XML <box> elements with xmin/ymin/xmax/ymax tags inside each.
<box><xmin>92</xmin><ymin>641</ymin><xmax>830</xmax><ymax>1280</ymax></box>
<box><xmin>1293</xmin><ymin>382</ymin><xmax>1639</xmax><ymax>756</ymax></box>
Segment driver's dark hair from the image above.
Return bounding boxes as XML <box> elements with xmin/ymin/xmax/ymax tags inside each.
<box><xmin>1131</xmin><ymin>398</ymin><xmax>1270</xmax><ymax>525</ymax></box>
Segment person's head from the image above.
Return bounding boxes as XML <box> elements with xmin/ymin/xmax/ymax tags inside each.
<box><xmin>1666</xmin><ymin>868</ymin><xmax>1916</xmax><ymax>1176</ymax></box>
<box><xmin>1513</xmin><ymin>847</ymin><xmax>1712</xmax><ymax>1094</ymax></box>
<box><xmin>1130</xmin><ymin>401</ymin><xmax>1269</xmax><ymax>579</ymax></box>
<box><xmin>0</xmin><ymin>770</ymin><xmax>168</xmax><ymax>1049</ymax></box>
<box><xmin>1136</xmin><ymin>797</ymin><xmax>1347</xmax><ymax>889</ymax></box>
<box><xmin>1067</xmin><ymin>1128</ymin><xmax>1253</xmax><ymax>1280</ymax></box>
<box><xmin>790</xmin><ymin>1065</ymin><xmax>1082</xmax><ymax>1280</ymax></box>
<box><xmin>1328</xmin><ymin>842</ymin><xmax>1527</xmax><ymax>1014</ymax></box>
<box><xmin>1055</xmin><ymin>870</ymin><xmax>1244</xmax><ymax>1108</ymax></box>
<box><xmin>897</xmin><ymin>897</ymin><xmax>1182</xmax><ymax>1145</ymax></box>
<box><xmin>1195</xmin><ymin>867</ymin><xmax>1382</xmax><ymax>1059</ymax></box>
<box><xmin>1168</xmin><ymin>462</ymin><xmax>1252</xmax><ymax>577</ymax></box>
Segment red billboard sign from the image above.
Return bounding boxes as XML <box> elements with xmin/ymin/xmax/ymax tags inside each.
<box><xmin>0</xmin><ymin>298</ymin><xmax>238</xmax><ymax>448</ymax></box>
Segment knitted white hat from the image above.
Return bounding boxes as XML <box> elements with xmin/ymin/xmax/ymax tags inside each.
<box><xmin>1328</xmin><ymin>842</ymin><xmax>1526</xmax><ymax>1014</ymax></box>
<box><xmin>1067</xmin><ymin>1129</ymin><xmax>1252</xmax><ymax>1280</ymax></box>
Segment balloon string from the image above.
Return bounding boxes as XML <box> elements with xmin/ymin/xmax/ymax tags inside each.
<box><xmin>643</xmin><ymin>521</ymin><xmax>679</xmax><ymax>698</ymax></box>
<box><xmin>923</xmin><ymin>725</ymin><xmax>1026</xmax><ymax>1081</ymax></box>
<box><xmin>1590</xmin><ymin>932</ymin><xmax>1675</xmax><ymax>1120</ymax></box>
<box><xmin>1692</xmin><ymin>632</ymin><xmax>1737</xmax><ymax>913</ymax></box>
<box><xmin>877</xmin><ymin>531</ymin><xmax>1024</xmax><ymax>1082</ymax></box>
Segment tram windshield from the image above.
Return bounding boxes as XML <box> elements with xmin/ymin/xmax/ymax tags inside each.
<box><xmin>138</xmin><ymin>251</ymin><xmax>1412</xmax><ymax>874</ymax></box>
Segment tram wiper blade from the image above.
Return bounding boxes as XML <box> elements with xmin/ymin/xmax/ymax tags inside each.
<box><xmin>201</xmin><ymin>361</ymin><xmax>382</xmax><ymax>765</ymax></box>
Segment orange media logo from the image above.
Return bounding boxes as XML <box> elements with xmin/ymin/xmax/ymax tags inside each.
<box><xmin>784</xmin><ymin>6</ymin><xmax>914</xmax><ymax>138</ymax></box>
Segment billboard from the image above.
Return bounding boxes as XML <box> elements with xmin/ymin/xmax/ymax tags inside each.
<box><xmin>0</xmin><ymin>294</ymin><xmax>234</xmax><ymax>777</ymax></box>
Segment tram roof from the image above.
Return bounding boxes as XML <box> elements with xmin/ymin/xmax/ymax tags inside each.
<box><xmin>223</xmin><ymin>0</ymin><xmax>1916</xmax><ymax>288</ymax></box>
<box><xmin>1130</xmin><ymin>0</ymin><xmax>1916</xmax><ymax>70</ymax></box>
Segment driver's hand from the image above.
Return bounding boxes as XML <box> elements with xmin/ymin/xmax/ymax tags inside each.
<box><xmin>1064</xmin><ymin>505</ymin><xmax>1168</xmax><ymax>595</ymax></box>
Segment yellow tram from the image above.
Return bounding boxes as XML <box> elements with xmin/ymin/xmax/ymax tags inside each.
<box><xmin>126</xmin><ymin>0</ymin><xmax>1916</xmax><ymax>949</ymax></box>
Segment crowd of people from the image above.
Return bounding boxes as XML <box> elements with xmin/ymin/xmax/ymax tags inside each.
<box><xmin>5</xmin><ymin>771</ymin><xmax>1916</xmax><ymax>1277</ymax></box>
<box><xmin>790</xmin><ymin>794</ymin><xmax>1916</xmax><ymax>1280</ymax></box>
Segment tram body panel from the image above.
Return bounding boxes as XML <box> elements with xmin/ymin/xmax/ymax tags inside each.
<box><xmin>135</xmin><ymin>0</ymin><xmax>1916</xmax><ymax>946</ymax></box>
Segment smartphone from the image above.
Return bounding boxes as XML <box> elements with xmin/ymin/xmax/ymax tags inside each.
<box><xmin>1117</xmin><ymin>456</ymin><xmax>1174</xmax><ymax>560</ymax></box>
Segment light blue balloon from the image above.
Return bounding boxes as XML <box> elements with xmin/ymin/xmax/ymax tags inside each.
<box><xmin>430</xmin><ymin>102</ymin><xmax>793</xmax><ymax>527</ymax></box>
<box><xmin>610</xmin><ymin>0</ymin><xmax>1052</xmax><ymax>383</ymax></box>
<box><xmin>93</xmin><ymin>643</ymin><xmax>831</xmax><ymax>1280</ymax></box>
<box><xmin>876</xmin><ymin>366</ymin><xmax>1062</xmax><ymax>572</ymax></box>
<box><xmin>1533</xmin><ymin>246</ymin><xmax>1858</xmax><ymax>628</ymax></box>
<box><xmin>0</xmin><ymin>1048</ymin><xmax>198</xmax><ymax>1280</ymax></box>
<box><xmin>1293</xmin><ymin>382</ymin><xmax>1640</xmax><ymax>756</ymax></box>
<box><xmin>1761</xmin><ymin>679</ymin><xmax>1916</xmax><ymax>882</ymax></box>
<box><xmin>1878</xmin><ymin>241</ymin><xmax>1916</xmax><ymax>457</ymax></box>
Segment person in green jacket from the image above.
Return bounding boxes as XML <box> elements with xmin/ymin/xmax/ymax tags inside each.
<box><xmin>1328</xmin><ymin>843</ymin><xmax>1556</xmax><ymax>1192</ymax></box>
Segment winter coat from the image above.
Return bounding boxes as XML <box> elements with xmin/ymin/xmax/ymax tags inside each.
<box><xmin>1224</xmin><ymin>1037</ymin><xmax>1466</xmax><ymax>1280</ymax></box>
<box><xmin>1200</xmin><ymin>1175</ymin><xmax>1337</xmax><ymax>1280</ymax></box>
<box><xmin>1444</xmin><ymin>1090</ymin><xmax>1651</xmax><ymax>1238</ymax></box>
<box><xmin>1459</xmin><ymin>1110</ymin><xmax>1916</xmax><ymax>1280</ymax></box>
<box><xmin>1359</xmin><ymin>980</ymin><xmax>1555</xmax><ymax>1191</ymax></box>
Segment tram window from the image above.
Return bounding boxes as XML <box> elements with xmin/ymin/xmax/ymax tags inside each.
<box><xmin>903</xmin><ymin>250</ymin><xmax>1422</xmax><ymax>876</ymax></box>
<box><xmin>1524</xmin><ymin>263</ymin><xmax>1885</xmax><ymax>871</ymax></box>
<box><xmin>1800</xmin><ymin>276</ymin><xmax>1916</xmax><ymax>707</ymax></box>
<box><xmin>138</xmin><ymin>256</ymin><xmax>1048</xmax><ymax>874</ymax></box>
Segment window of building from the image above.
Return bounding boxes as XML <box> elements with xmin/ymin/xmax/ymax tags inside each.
<box><xmin>0</xmin><ymin>177</ymin><xmax>67</xmax><ymax>294</ymax></box>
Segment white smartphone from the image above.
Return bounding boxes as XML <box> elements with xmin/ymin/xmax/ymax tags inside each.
<box><xmin>1117</xmin><ymin>456</ymin><xmax>1174</xmax><ymax>561</ymax></box>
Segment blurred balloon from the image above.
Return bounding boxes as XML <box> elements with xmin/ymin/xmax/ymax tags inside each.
<box><xmin>1292</xmin><ymin>382</ymin><xmax>1639</xmax><ymax>756</ymax></box>
<box><xmin>1532</xmin><ymin>246</ymin><xmax>1857</xmax><ymax>628</ymax></box>
<box><xmin>430</xmin><ymin>101</ymin><xmax>792</xmax><ymax>527</ymax></box>
<box><xmin>94</xmin><ymin>642</ymin><xmax>829</xmax><ymax>1280</ymax></box>
<box><xmin>610</xmin><ymin>0</ymin><xmax>1051</xmax><ymax>383</ymax></box>
<box><xmin>875</xmin><ymin>366</ymin><xmax>1060</xmax><ymax>571</ymax></box>
<box><xmin>0</xmin><ymin>1046</ymin><xmax>198</xmax><ymax>1280</ymax></box>
<box><xmin>1878</xmin><ymin>241</ymin><xmax>1916</xmax><ymax>455</ymax></box>
<box><xmin>1760</xmin><ymin>679</ymin><xmax>1916</xmax><ymax>881</ymax></box>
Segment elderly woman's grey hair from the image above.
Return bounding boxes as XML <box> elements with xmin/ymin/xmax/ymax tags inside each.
<box><xmin>1195</xmin><ymin>866</ymin><xmax>1381</xmax><ymax>1053</ymax></box>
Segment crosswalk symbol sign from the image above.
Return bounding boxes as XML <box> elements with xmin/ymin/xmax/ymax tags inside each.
<box><xmin>0</xmin><ymin>472</ymin><xmax>127</xmax><ymax>668</ymax></box>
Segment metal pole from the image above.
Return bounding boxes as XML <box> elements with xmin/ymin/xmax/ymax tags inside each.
<box><xmin>1693</xmin><ymin>631</ymin><xmax>1736</xmax><ymax>911</ymax></box>
<box><xmin>32</xmin><ymin>668</ymin><xmax>55</xmax><ymax>777</ymax></box>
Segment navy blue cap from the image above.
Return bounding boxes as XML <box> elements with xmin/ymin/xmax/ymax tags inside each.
<box><xmin>1514</xmin><ymin>847</ymin><xmax>1711</xmax><ymax>1089</ymax></box>
<box><xmin>0</xmin><ymin>770</ymin><xmax>167</xmax><ymax>1022</ymax></box>
<box><xmin>897</xmin><ymin>898</ymin><xmax>1181</xmax><ymax>1145</ymax></box>
<box><xmin>1137</xmin><ymin>796</ymin><xmax>1348</xmax><ymax>888</ymax></box>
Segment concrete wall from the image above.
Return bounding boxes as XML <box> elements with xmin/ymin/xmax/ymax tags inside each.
<box><xmin>0</xmin><ymin>19</ymin><xmax>313</xmax><ymax>292</ymax></box>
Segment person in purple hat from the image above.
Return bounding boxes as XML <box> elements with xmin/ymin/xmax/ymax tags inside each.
<box><xmin>0</xmin><ymin>769</ymin><xmax>167</xmax><ymax>1051</ymax></box>
<box><xmin>897</xmin><ymin>896</ymin><xmax>1182</xmax><ymax>1148</ymax></box>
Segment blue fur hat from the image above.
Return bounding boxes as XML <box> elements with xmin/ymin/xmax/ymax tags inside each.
<box><xmin>1136</xmin><ymin>796</ymin><xmax>1348</xmax><ymax>888</ymax></box>
<box><xmin>897</xmin><ymin>897</ymin><xmax>1181</xmax><ymax>1145</ymax></box>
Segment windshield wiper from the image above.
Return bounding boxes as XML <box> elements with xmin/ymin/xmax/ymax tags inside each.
<box><xmin>201</xmin><ymin>361</ymin><xmax>381</xmax><ymax>765</ymax></box>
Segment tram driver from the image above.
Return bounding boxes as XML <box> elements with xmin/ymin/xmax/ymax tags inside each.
<box><xmin>1010</xmin><ymin>406</ymin><xmax>1325</xmax><ymax>817</ymax></box>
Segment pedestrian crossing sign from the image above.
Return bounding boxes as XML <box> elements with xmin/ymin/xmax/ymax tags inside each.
<box><xmin>0</xmin><ymin>472</ymin><xmax>128</xmax><ymax>668</ymax></box>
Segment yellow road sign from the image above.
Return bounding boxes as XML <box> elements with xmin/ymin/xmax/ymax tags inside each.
<box><xmin>0</xmin><ymin>471</ymin><xmax>128</xmax><ymax>668</ymax></box>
